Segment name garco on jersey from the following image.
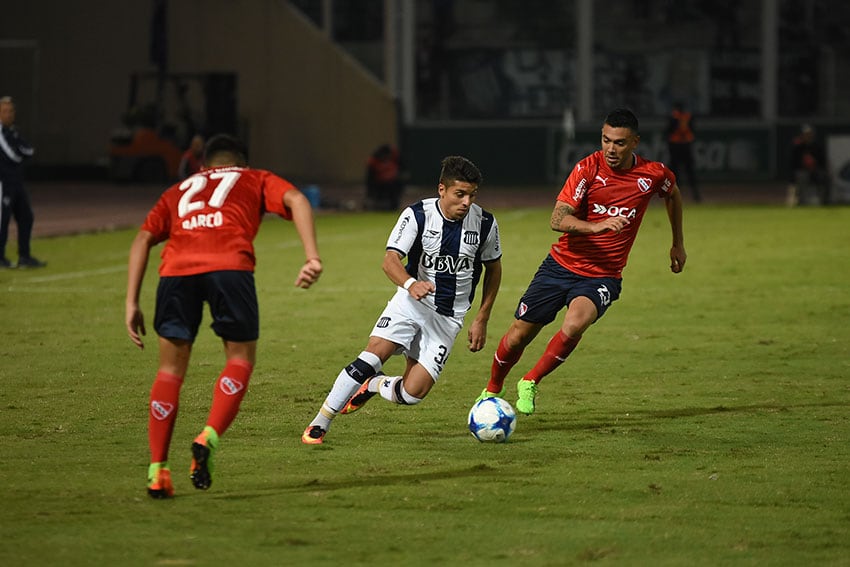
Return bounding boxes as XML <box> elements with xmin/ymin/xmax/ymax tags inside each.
<box><xmin>182</xmin><ymin>211</ymin><xmax>225</xmax><ymax>230</ymax></box>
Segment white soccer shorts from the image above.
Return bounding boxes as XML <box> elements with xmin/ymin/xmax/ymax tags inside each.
<box><xmin>369</xmin><ymin>288</ymin><xmax>463</xmax><ymax>381</ymax></box>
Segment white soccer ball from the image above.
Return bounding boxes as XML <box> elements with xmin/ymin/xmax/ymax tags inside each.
<box><xmin>468</xmin><ymin>397</ymin><xmax>516</xmax><ymax>443</ymax></box>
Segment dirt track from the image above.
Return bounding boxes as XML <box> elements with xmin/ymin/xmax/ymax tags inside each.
<box><xmin>24</xmin><ymin>179</ymin><xmax>787</xmax><ymax>239</ymax></box>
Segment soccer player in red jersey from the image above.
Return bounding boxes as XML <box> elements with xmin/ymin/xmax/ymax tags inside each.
<box><xmin>125</xmin><ymin>134</ymin><xmax>322</xmax><ymax>498</ymax></box>
<box><xmin>478</xmin><ymin>108</ymin><xmax>686</xmax><ymax>415</ymax></box>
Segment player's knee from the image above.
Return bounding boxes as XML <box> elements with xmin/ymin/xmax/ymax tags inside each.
<box><xmin>506</xmin><ymin>322</ymin><xmax>535</xmax><ymax>350</ymax></box>
<box><xmin>344</xmin><ymin>352</ymin><xmax>382</xmax><ymax>383</ymax></box>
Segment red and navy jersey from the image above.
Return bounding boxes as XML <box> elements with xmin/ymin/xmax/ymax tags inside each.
<box><xmin>142</xmin><ymin>166</ymin><xmax>295</xmax><ymax>276</ymax></box>
<box><xmin>551</xmin><ymin>151</ymin><xmax>675</xmax><ymax>278</ymax></box>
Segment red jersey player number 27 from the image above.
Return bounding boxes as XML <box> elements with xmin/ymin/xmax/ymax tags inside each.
<box><xmin>178</xmin><ymin>170</ymin><xmax>242</xmax><ymax>229</ymax></box>
<box><xmin>144</xmin><ymin>165</ymin><xmax>296</xmax><ymax>277</ymax></box>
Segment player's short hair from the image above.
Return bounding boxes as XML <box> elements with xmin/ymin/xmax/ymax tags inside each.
<box><xmin>439</xmin><ymin>155</ymin><xmax>482</xmax><ymax>187</ymax></box>
<box><xmin>604</xmin><ymin>108</ymin><xmax>639</xmax><ymax>134</ymax></box>
<box><xmin>204</xmin><ymin>134</ymin><xmax>248</xmax><ymax>167</ymax></box>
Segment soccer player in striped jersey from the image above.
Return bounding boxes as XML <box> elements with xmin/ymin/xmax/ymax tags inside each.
<box><xmin>302</xmin><ymin>156</ymin><xmax>502</xmax><ymax>444</ymax></box>
<box><xmin>126</xmin><ymin>134</ymin><xmax>322</xmax><ymax>497</ymax></box>
<box><xmin>479</xmin><ymin>108</ymin><xmax>687</xmax><ymax>415</ymax></box>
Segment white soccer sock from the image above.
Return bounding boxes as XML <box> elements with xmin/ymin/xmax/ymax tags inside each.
<box><xmin>378</xmin><ymin>376</ymin><xmax>423</xmax><ymax>405</ymax></box>
<box><xmin>310</xmin><ymin>403</ymin><xmax>337</xmax><ymax>431</ymax></box>
<box><xmin>313</xmin><ymin>351</ymin><xmax>383</xmax><ymax>427</ymax></box>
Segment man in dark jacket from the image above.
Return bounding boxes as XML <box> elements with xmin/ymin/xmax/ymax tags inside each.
<box><xmin>0</xmin><ymin>96</ymin><xmax>45</xmax><ymax>268</ymax></box>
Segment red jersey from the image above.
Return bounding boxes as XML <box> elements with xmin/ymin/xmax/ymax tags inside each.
<box><xmin>668</xmin><ymin>110</ymin><xmax>695</xmax><ymax>143</ymax></box>
<box><xmin>367</xmin><ymin>150</ymin><xmax>401</xmax><ymax>183</ymax></box>
<box><xmin>141</xmin><ymin>166</ymin><xmax>295</xmax><ymax>276</ymax></box>
<box><xmin>551</xmin><ymin>151</ymin><xmax>675</xmax><ymax>278</ymax></box>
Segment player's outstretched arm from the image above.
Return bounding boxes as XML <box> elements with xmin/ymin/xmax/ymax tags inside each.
<box><xmin>468</xmin><ymin>258</ymin><xmax>502</xmax><ymax>352</ymax></box>
<box><xmin>285</xmin><ymin>189</ymin><xmax>323</xmax><ymax>288</ymax></box>
<box><xmin>665</xmin><ymin>185</ymin><xmax>686</xmax><ymax>273</ymax></box>
<box><xmin>126</xmin><ymin>230</ymin><xmax>155</xmax><ymax>349</ymax></box>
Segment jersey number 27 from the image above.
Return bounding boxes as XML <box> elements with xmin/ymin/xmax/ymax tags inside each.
<box><xmin>178</xmin><ymin>171</ymin><xmax>242</xmax><ymax>218</ymax></box>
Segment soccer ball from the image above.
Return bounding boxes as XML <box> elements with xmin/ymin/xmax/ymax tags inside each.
<box><xmin>468</xmin><ymin>397</ymin><xmax>516</xmax><ymax>443</ymax></box>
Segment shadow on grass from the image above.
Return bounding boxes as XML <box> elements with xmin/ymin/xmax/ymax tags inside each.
<box><xmin>208</xmin><ymin>463</ymin><xmax>517</xmax><ymax>498</ymax></box>
<box><xmin>523</xmin><ymin>400</ymin><xmax>850</xmax><ymax>433</ymax></box>
<box><xmin>305</xmin><ymin>462</ymin><xmax>512</xmax><ymax>489</ymax></box>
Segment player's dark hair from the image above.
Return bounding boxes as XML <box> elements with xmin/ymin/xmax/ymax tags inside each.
<box><xmin>439</xmin><ymin>155</ymin><xmax>482</xmax><ymax>187</ymax></box>
<box><xmin>604</xmin><ymin>108</ymin><xmax>639</xmax><ymax>134</ymax></box>
<box><xmin>204</xmin><ymin>134</ymin><xmax>248</xmax><ymax>166</ymax></box>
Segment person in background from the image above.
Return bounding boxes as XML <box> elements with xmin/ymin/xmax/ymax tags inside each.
<box><xmin>0</xmin><ymin>96</ymin><xmax>45</xmax><ymax>268</ymax></box>
<box><xmin>787</xmin><ymin>124</ymin><xmax>829</xmax><ymax>206</ymax></box>
<box><xmin>302</xmin><ymin>155</ymin><xmax>502</xmax><ymax>445</ymax></box>
<box><xmin>478</xmin><ymin>108</ymin><xmax>686</xmax><ymax>416</ymax></box>
<box><xmin>365</xmin><ymin>144</ymin><xmax>405</xmax><ymax>211</ymax></box>
<box><xmin>665</xmin><ymin>101</ymin><xmax>700</xmax><ymax>203</ymax></box>
<box><xmin>178</xmin><ymin>134</ymin><xmax>205</xmax><ymax>179</ymax></box>
<box><xmin>126</xmin><ymin>134</ymin><xmax>322</xmax><ymax>498</ymax></box>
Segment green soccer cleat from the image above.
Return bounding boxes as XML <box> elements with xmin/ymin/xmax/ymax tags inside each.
<box><xmin>190</xmin><ymin>426</ymin><xmax>219</xmax><ymax>490</ymax></box>
<box><xmin>147</xmin><ymin>462</ymin><xmax>174</xmax><ymax>499</ymax></box>
<box><xmin>476</xmin><ymin>387</ymin><xmax>506</xmax><ymax>402</ymax></box>
<box><xmin>516</xmin><ymin>379</ymin><xmax>539</xmax><ymax>415</ymax></box>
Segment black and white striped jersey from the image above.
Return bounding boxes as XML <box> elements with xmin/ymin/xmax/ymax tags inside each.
<box><xmin>386</xmin><ymin>197</ymin><xmax>501</xmax><ymax>318</ymax></box>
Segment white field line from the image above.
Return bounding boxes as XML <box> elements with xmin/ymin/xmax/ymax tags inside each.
<box><xmin>7</xmin><ymin>209</ymin><xmax>537</xmax><ymax>293</ymax></box>
<box><xmin>10</xmin><ymin>265</ymin><xmax>128</xmax><ymax>283</ymax></box>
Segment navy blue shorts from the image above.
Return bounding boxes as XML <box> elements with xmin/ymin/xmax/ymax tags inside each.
<box><xmin>514</xmin><ymin>255</ymin><xmax>622</xmax><ymax>325</ymax></box>
<box><xmin>154</xmin><ymin>271</ymin><xmax>259</xmax><ymax>342</ymax></box>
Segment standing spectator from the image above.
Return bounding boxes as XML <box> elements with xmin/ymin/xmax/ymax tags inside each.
<box><xmin>302</xmin><ymin>156</ymin><xmax>502</xmax><ymax>445</ymax></box>
<box><xmin>477</xmin><ymin>108</ymin><xmax>686</xmax><ymax>415</ymax></box>
<box><xmin>126</xmin><ymin>134</ymin><xmax>322</xmax><ymax>498</ymax></box>
<box><xmin>787</xmin><ymin>124</ymin><xmax>829</xmax><ymax>206</ymax></box>
<box><xmin>666</xmin><ymin>101</ymin><xmax>700</xmax><ymax>203</ymax></box>
<box><xmin>0</xmin><ymin>96</ymin><xmax>45</xmax><ymax>268</ymax></box>
<box><xmin>178</xmin><ymin>134</ymin><xmax>205</xmax><ymax>180</ymax></box>
<box><xmin>365</xmin><ymin>144</ymin><xmax>405</xmax><ymax>211</ymax></box>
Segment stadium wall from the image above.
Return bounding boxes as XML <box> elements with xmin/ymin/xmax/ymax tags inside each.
<box><xmin>402</xmin><ymin>121</ymin><xmax>850</xmax><ymax>186</ymax></box>
<box><xmin>1</xmin><ymin>1</ymin><xmax>397</xmax><ymax>184</ymax></box>
<box><xmin>168</xmin><ymin>0</ymin><xmax>398</xmax><ymax>183</ymax></box>
<box><xmin>1</xmin><ymin>3</ymin><xmax>151</xmax><ymax>171</ymax></box>
<box><xmin>4</xmin><ymin>2</ymin><xmax>849</xmax><ymax>188</ymax></box>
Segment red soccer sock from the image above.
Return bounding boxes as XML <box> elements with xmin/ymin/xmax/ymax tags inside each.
<box><xmin>205</xmin><ymin>358</ymin><xmax>253</xmax><ymax>436</ymax></box>
<box><xmin>525</xmin><ymin>331</ymin><xmax>581</xmax><ymax>384</ymax></box>
<box><xmin>148</xmin><ymin>371</ymin><xmax>184</xmax><ymax>463</ymax></box>
<box><xmin>486</xmin><ymin>335</ymin><xmax>524</xmax><ymax>393</ymax></box>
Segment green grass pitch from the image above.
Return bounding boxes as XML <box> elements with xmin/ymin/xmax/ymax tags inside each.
<box><xmin>0</xmin><ymin>201</ymin><xmax>848</xmax><ymax>565</ymax></box>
